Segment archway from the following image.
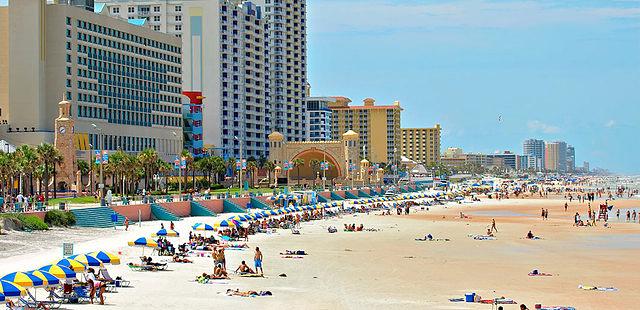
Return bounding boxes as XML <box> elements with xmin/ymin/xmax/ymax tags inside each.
<box><xmin>290</xmin><ymin>149</ymin><xmax>342</xmax><ymax>182</ymax></box>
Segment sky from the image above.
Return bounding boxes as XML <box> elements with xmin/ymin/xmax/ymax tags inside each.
<box><xmin>1</xmin><ymin>0</ymin><xmax>638</xmax><ymax>173</ymax></box>
<box><xmin>306</xmin><ymin>0</ymin><xmax>640</xmax><ymax>174</ymax></box>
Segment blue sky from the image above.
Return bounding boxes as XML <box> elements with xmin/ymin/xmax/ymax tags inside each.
<box><xmin>307</xmin><ymin>0</ymin><xmax>640</xmax><ymax>174</ymax></box>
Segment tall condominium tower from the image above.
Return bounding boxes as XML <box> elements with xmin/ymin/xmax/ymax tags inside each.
<box><xmin>544</xmin><ymin>141</ymin><xmax>568</xmax><ymax>173</ymax></box>
<box><xmin>566</xmin><ymin>145</ymin><xmax>575</xmax><ymax>173</ymax></box>
<box><xmin>99</xmin><ymin>0</ymin><xmax>308</xmax><ymax>157</ymax></box>
<box><xmin>255</xmin><ymin>0</ymin><xmax>307</xmax><ymax>142</ymax></box>
<box><xmin>523</xmin><ymin>138</ymin><xmax>545</xmax><ymax>171</ymax></box>
<box><xmin>1</xmin><ymin>0</ymin><xmax>183</xmax><ymax>161</ymax></box>
<box><xmin>401</xmin><ymin>125</ymin><xmax>441</xmax><ymax>166</ymax></box>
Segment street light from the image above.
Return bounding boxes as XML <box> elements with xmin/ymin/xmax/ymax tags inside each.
<box><xmin>91</xmin><ymin>123</ymin><xmax>104</xmax><ymax>199</ymax></box>
<box><xmin>234</xmin><ymin>136</ymin><xmax>243</xmax><ymax>195</ymax></box>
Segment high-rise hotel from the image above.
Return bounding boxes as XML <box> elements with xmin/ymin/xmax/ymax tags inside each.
<box><xmin>0</xmin><ymin>0</ymin><xmax>183</xmax><ymax>160</ymax></box>
<box><xmin>99</xmin><ymin>0</ymin><xmax>308</xmax><ymax>158</ymax></box>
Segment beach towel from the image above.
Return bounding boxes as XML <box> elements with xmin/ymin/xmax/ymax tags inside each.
<box><xmin>468</xmin><ymin>234</ymin><xmax>496</xmax><ymax>240</ymax></box>
<box><xmin>528</xmin><ymin>272</ymin><xmax>553</xmax><ymax>276</ymax></box>
<box><xmin>281</xmin><ymin>255</ymin><xmax>304</xmax><ymax>259</ymax></box>
<box><xmin>539</xmin><ymin>307</ymin><xmax>576</xmax><ymax>310</ymax></box>
<box><xmin>448</xmin><ymin>298</ymin><xmax>464</xmax><ymax>302</ymax></box>
<box><xmin>479</xmin><ymin>298</ymin><xmax>516</xmax><ymax>304</ymax></box>
<box><xmin>579</xmin><ymin>285</ymin><xmax>618</xmax><ymax>292</ymax></box>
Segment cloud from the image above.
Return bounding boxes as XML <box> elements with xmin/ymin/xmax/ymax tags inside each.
<box><xmin>308</xmin><ymin>0</ymin><xmax>640</xmax><ymax>34</ymax></box>
<box><xmin>604</xmin><ymin>120</ymin><xmax>616</xmax><ymax>128</ymax></box>
<box><xmin>527</xmin><ymin>120</ymin><xmax>560</xmax><ymax>134</ymax></box>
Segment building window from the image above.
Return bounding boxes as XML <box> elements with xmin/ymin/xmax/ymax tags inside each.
<box><xmin>128</xmin><ymin>6</ymin><xmax>135</xmax><ymax>13</ymax></box>
<box><xmin>112</xmin><ymin>7</ymin><xmax>119</xmax><ymax>14</ymax></box>
<box><xmin>153</xmin><ymin>6</ymin><xmax>160</xmax><ymax>12</ymax></box>
<box><xmin>154</xmin><ymin>25</ymin><xmax>160</xmax><ymax>31</ymax></box>
<box><xmin>175</xmin><ymin>15</ymin><xmax>181</xmax><ymax>22</ymax></box>
<box><xmin>175</xmin><ymin>25</ymin><xmax>182</xmax><ymax>31</ymax></box>
<box><xmin>153</xmin><ymin>16</ymin><xmax>160</xmax><ymax>22</ymax></box>
<box><xmin>175</xmin><ymin>5</ymin><xmax>182</xmax><ymax>12</ymax></box>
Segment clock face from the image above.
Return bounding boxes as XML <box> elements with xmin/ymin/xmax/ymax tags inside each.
<box><xmin>59</xmin><ymin>126</ymin><xmax>66</xmax><ymax>134</ymax></box>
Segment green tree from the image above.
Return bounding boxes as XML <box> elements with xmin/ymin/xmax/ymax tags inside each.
<box><xmin>264</xmin><ymin>160</ymin><xmax>276</xmax><ymax>187</ymax></box>
<box><xmin>211</xmin><ymin>156</ymin><xmax>226</xmax><ymax>184</ymax></box>
<box><xmin>138</xmin><ymin>148</ymin><xmax>159</xmax><ymax>191</ymax></box>
<box><xmin>36</xmin><ymin>143</ymin><xmax>63</xmax><ymax>203</ymax></box>
<box><xmin>292</xmin><ymin>158</ymin><xmax>305</xmax><ymax>186</ymax></box>
<box><xmin>309</xmin><ymin>159</ymin><xmax>320</xmax><ymax>187</ymax></box>
<box><xmin>246</xmin><ymin>158</ymin><xmax>258</xmax><ymax>188</ymax></box>
<box><xmin>15</xmin><ymin>145</ymin><xmax>40</xmax><ymax>195</ymax></box>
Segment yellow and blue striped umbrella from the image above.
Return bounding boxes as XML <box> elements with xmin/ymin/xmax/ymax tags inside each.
<box><xmin>276</xmin><ymin>208</ymin><xmax>285</xmax><ymax>214</ymax></box>
<box><xmin>268</xmin><ymin>210</ymin><xmax>278</xmax><ymax>216</ymax></box>
<box><xmin>38</xmin><ymin>265</ymin><xmax>76</xmax><ymax>279</ymax></box>
<box><xmin>0</xmin><ymin>292</ymin><xmax>4</xmax><ymax>302</ymax></box>
<box><xmin>69</xmin><ymin>254</ymin><xmax>103</xmax><ymax>267</ymax></box>
<box><xmin>1</xmin><ymin>272</ymin><xmax>44</xmax><ymax>288</ymax></box>
<box><xmin>53</xmin><ymin>258</ymin><xmax>87</xmax><ymax>272</ymax></box>
<box><xmin>88</xmin><ymin>251</ymin><xmax>121</xmax><ymax>265</ymax></box>
<box><xmin>192</xmin><ymin>223</ymin><xmax>215</xmax><ymax>231</ymax></box>
<box><xmin>27</xmin><ymin>271</ymin><xmax>60</xmax><ymax>287</ymax></box>
<box><xmin>0</xmin><ymin>280</ymin><xmax>26</xmax><ymax>297</ymax></box>
<box><xmin>214</xmin><ymin>220</ymin><xmax>236</xmax><ymax>228</ymax></box>
<box><xmin>128</xmin><ymin>237</ymin><xmax>158</xmax><ymax>248</ymax></box>
<box><xmin>152</xmin><ymin>229</ymin><xmax>180</xmax><ymax>237</ymax></box>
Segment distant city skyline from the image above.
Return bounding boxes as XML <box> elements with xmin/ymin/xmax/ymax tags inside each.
<box><xmin>306</xmin><ymin>0</ymin><xmax>640</xmax><ymax>174</ymax></box>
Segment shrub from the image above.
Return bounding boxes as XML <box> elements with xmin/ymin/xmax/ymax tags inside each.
<box><xmin>44</xmin><ymin>210</ymin><xmax>76</xmax><ymax>227</ymax></box>
<box><xmin>17</xmin><ymin>215</ymin><xmax>49</xmax><ymax>230</ymax></box>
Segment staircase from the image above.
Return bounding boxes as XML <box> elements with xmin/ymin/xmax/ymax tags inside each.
<box><xmin>369</xmin><ymin>189</ymin><xmax>380</xmax><ymax>196</ymax></box>
<box><xmin>317</xmin><ymin>194</ymin><xmax>330</xmax><ymax>203</ymax></box>
<box><xmin>250</xmin><ymin>197</ymin><xmax>272</xmax><ymax>210</ymax></box>
<box><xmin>71</xmin><ymin>207</ymin><xmax>125</xmax><ymax>228</ymax></box>
<box><xmin>223</xmin><ymin>199</ymin><xmax>246</xmax><ymax>213</ymax></box>
<box><xmin>190</xmin><ymin>201</ymin><xmax>216</xmax><ymax>217</ymax></box>
<box><xmin>345</xmin><ymin>191</ymin><xmax>359</xmax><ymax>199</ymax></box>
<box><xmin>150</xmin><ymin>203</ymin><xmax>181</xmax><ymax>221</ymax></box>
<box><xmin>358</xmin><ymin>190</ymin><xmax>372</xmax><ymax>198</ymax></box>
<box><xmin>330</xmin><ymin>192</ymin><xmax>345</xmax><ymax>200</ymax></box>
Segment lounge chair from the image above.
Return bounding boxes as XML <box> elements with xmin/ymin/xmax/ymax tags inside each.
<box><xmin>99</xmin><ymin>268</ymin><xmax>131</xmax><ymax>288</ymax></box>
<box><xmin>127</xmin><ymin>263</ymin><xmax>157</xmax><ymax>272</ymax></box>
<box><xmin>28</xmin><ymin>290</ymin><xmax>62</xmax><ymax>309</ymax></box>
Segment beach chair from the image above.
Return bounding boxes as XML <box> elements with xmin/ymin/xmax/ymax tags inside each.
<box><xmin>100</xmin><ymin>268</ymin><xmax>131</xmax><ymax>289</ymax></box>
<box><xmin>28</xmin><ymin>290</ymin><xmax>62</xmax><ymax>309</ymax></box>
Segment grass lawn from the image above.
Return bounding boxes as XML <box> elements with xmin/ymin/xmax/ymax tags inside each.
<box><xmin>47</xmin><ymin>196</ymin><xmax>99</xmax><ymax>205</ymax></box>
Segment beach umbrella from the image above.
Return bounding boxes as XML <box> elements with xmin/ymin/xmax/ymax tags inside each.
<box><xmin>0</xmin><ymin>280</ymin><xmax>26</xmax><ymax>297</ymax></box>
<box><xmin>53</xmin><ymin>259</ymin><xmax>86</xmax><ymax>272</ymax></box>
<box><xmin>252</xmin><ymin>212</ymin><xmax>264</xmax><ymax>219</ymax></box>
<box><xmin>128</xmin><ymin>237</ymin><xmax>158</xmax><ymax>248</ymax></box>
<box><xmin>214</xmin><ymin>220</ymin><xmax>236</xmax><ymax>228</ymax></box>
<box><xmin>38</xmin><ymin>265</ymin><xmax>76</xmax><ymax>280</ymax></box>
<box><xmin>267</xmin><ymin>210</ymin><xmax>278</xmax><ymax>216</ymax></box>
<box><xmin>152</xmin><ymin>229</ymin><xmax>180</xmax><ymax>237</ymax></box>
<box><xmin>229</xmin><ymin>215</ymin><xmax>247</xmax><ymax>222</ymax></box>
<box><xmin>1</xmin><ymin>272</ymin><xmax>44</xmax><ymax>288</ymax></box>
<box><xmin>88</xmin><ymin>251</ymin><xmax>121</xmax><ymax>265</ymax></box>
<box><xmin>276</xmin><ymin>208</ymin><xmax>285</xmax><ymax>214</ymax></box>
<box><xmin>68</xmin><ymin>254</ymin><xmax>103</xmax><ymax>267</ymax></box>
<box><xmin>27</xmin><ymin>271</ymin><xmax>60</xmax><ymax>287</ymax></box>
<box><xmin>259</xmin><ymin>211</ymin><xmax>269</xmax><ymax>217</ymax></box>
<box><xmin>0</xmin><ymin>292</ymin><xmax>4</xmax><ymax>302</ymax></box>
<box><xmin>192</xmin><ymin>223</ymin><xmax>215</xmax><ymax>231</ymax></box>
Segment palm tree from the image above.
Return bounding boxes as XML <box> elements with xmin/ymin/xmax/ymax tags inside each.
<box><xmin>0</xmin><ymin>152</ymin><xmax>15</xmax><ymax>196</ymax></box>
<box><xmin>246</xmin><ymin>158</ymin><xmax>258</xmax><ymax>188</ymax></box>
<box><xmin>309</xmin><ymin>159</ymin><xmax>320</xmax><ymax>187</ymax></box>
<box><xmin>264</xmin><ymin>160</ymin><xmax>276</xmax><ymax>187</ymax></box>
<box><xmin>157</xmin><ymin>159</ymin><xmax>173</xmax><ymax>193</ymax></box>
<box><xmin>15</xmin><ymin>145</ymin><xmax>39</xmax><ymax>195</ymax></box>
<box><xmin>138</xmin><ymin>148</ymin><xmax>159</xmax><ymax>191</ymax></box>
<box><xmin>292</xmin><ymin>158</ymin><xmax>305</xmax><ymax>186</ymax></box>
<box><xmin>36</xmin><ymin>143</ymin><xmax>62</xmax><ymax>203</ymax></box>
<box><xmin>211</xmin><ymin>156</ymin><xmax>226</xmax><ymax>185</ymax></box>
<box><xmin>77</xmin><ymin>160</ymin><xmax>90</xmax><ymax>193</ymax></box>
<box><xmin>180</xmin><ymin>150</ymin><xmax>194</xmax><ymax>191</ymax></box>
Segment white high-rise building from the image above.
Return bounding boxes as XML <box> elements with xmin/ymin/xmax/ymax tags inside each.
<box><xmin>255</xmin><ymin>0</ymin><xmax>307</xmax><ymax>142</ymax></box>
<box><xmin>523</xmin><ymin>139</ymin><xmax>545</xmax><ymax>171</ymax></box>
<box><xmin>99</xmin><ymin>0</ymin><xmax>307</xmax><ymax>158</ymax></box>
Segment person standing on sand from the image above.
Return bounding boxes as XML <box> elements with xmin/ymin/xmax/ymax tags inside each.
<box><xmin>541</xmin><ymin>208</ymin><xmax>545</xmax><ymax>219</ymax></box>
<box><xmin>124</xmin><ymin>217</ymin><xmax>129</xmax><ymax>231</ymax></box>
<box><xmin>545</xmin><ymin>209</ymin><xmax>549</xmax><ymax>220</ymax></box>
<box><xmin>254</xmin><ymin>247</ymin><xmax>263</xmax><ymax>275</ymax></box>
<box><xmin>564</xmin><ymin>202</ymin><xmax>568</xmax><ymax>212</ymax></box>
<box><xmin>490</xmin><ymin>219</ymin><xmax>498</xmax><ymax>232</ymax></box>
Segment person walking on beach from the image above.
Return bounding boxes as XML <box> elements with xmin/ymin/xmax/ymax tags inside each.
<box><xmin>490</xmin><ymin>219</ymin><xmax>498</xmax><ymax>233</ymax></box>
<box><xmin>544</xmin><ymin>209</ymin><xmax>549</xmax><ymax>220</ymax></box>
<box><xmin>161</xmin><ymin>223</ymin><xmax>165</xmax><ymax>230</ymax></box>
<box><xmin>564</xmin><ymin>202</ymin><xmax>568</xmax><ymax>212</ymax></box>
<box><xmin>170</xmin><ymin>221</ymin><xmax>175</xmax><ymax>230</ymax></box>
<box><xmin>124</xmin><ymin>217</ymin><xmax>129</xmax><ymax>231</ymax></box>
<box><xmin>616</xmin><ymin>209</ymin><xmax>620</xmax><ymax>220</ymax></box>
<box><xmin>541</xmin><ymin>208</ymin><xmax>545</xmax><ymax>220</ymax></box>
<box><xmin>254</xmin><ymin>247</ymin><xmax>263</xmax><ymax>275</ymax></box>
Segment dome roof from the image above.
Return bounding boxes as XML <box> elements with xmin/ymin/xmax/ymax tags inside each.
<box><xmin>268</xmin><ymin>131</ymin><xmax>284</xmax><ymax>142</ymax></box>
<box><xmin>342</xmin><ymin>130</ymin><xmax>359</xmax><ymax>140</ymax></box>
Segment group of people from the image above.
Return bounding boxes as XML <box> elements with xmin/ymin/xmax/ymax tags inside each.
<box><xmin>0</xmin><ymin>192</ymin><xmax>46</xmax><ymax>212</ymax></box>
<box><xmin>343</xmin><ymin>223</ymin><xmax>364</xmax><ymax>232</ymax></box>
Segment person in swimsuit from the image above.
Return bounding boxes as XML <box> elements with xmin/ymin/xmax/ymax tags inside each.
<box><xmin>254</xmin><ymin>247</ymin><xmax>264</xmax><ymax>275</ymax></box>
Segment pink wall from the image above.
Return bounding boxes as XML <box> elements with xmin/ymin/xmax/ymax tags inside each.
<box><xmin>319</xmin><ymin>192</ymin><xmax>331</xmax><ymax>199</ymax></box>
<box><xmin>348</xmin><ymin>190</ymin><xmax>359</xmax><ymax>197</ymax></box>
<box><xmin>199</xmin><ymin>200</ymin><xmax>224</xmax><ymax>214</ymax></box>
<box><xmin>227</xmin><ymin>197</ymin><xmax>250</xmax><ymax>209</ymax></box>
<box><xmin>159</xmin><ymin>201</ymin><xmax>190</xmax><ymax>217</ymax></box>
<box><xmin>111</xmin><ymin>205</ymin><xmax>152</xmax><ymax>221</ymax></box>
<box><xmin>24</xmin><ymin>211</ymin><xmax>47</xmax><ymax>220</ymax></box>
<box><xmin>334</xmin><ymin>190</ymin><xmax>346</xmax><ymax>198</ymax></box>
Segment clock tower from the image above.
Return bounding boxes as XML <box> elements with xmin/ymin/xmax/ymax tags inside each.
<box><xmin>54</xmin><ymin>95</ymin><xmax>76</xmax><ymax>190</ymax></box>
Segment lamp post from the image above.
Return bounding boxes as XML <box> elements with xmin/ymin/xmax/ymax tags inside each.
<box><xmin>234</xmin><ymin>136</ymin><xmax>243</xmax><ymax>195</ymax></box>
<box><xmin>91</xmin><ymin>124</ymin><xmax>104</xmax><ymax>198</ymax></box>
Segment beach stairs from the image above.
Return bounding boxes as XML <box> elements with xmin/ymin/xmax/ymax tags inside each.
<box><xmin>250</xmin><ymin>197</ymin><xmax>272</xmax><ymax>210</ymax></box>
<box><xmin>369</xmin><ymin>189</ymin><xmax>380</xmax><ymax>196</ymax></box>
<box><xmin>358</xmin><ymin>190</ymin><xmax>372</xmax><ymax>198</ymax></box>
<box><xmin>71</xmin><ymin>207</ymin><xmax>125</xmax><ymax>228</ymax></box>
<box><xmin>190</xmin><ymin>201</ymin><xmax>216</xmax><ymax>217</ymax></box>
<box><xmin>317</xmin><ymin>194</ymin><xmax>331</xmax><ymax>203</ymax></box>
<box><xmin>400</xmin><ymin>187</ymin><xmax>408</xmax><ymax>193</ymax></box>
<box><xmin>345</xmin><ymin>191</ymin><xmax>359</xmax><ymax>199</ymax></box>
<box><xmin>330</xmin><ymin>192</ymin><xmax>345</xmax><ymax>200</ymax></box>
<box><xmin>223</xmin><ymin>199</ymin><xmax>247</xmax><ymax>213</ymax></box>
<box><xmin>150</xmin><ymin>203</ymin><xmax>181</xmax><ymax>221</ymax></box>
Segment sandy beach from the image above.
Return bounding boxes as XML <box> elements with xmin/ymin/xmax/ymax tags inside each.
<box><xmin>1</xmin><ymin>197</ymin><xmax>639</xmax><ymax>309</ymax></box>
